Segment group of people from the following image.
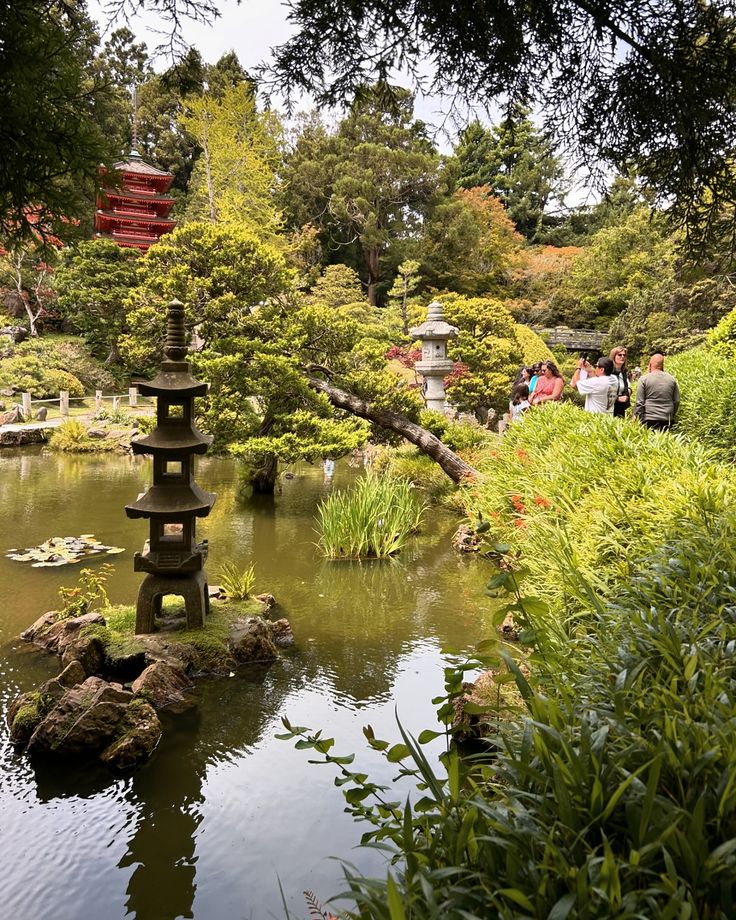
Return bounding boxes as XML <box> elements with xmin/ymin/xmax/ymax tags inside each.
<box><xmin>509</xmin><ymin>347</ymin><xmax>680</xmax><ymax>429</ymax></box>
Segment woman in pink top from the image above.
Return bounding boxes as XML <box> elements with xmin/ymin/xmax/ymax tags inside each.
<box><xmin>529</xmin><ymin>360</ymin><xmax>565</xmax><ymax>405</ymax></box>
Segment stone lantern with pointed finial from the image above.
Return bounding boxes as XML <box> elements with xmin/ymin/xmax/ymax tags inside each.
<box><xmin>125</xmin><ymin>299</ymin><xmax>215</xmax><ymax>634</ymax></box>
<box><xmin>410</xmin><ymin>300</ymin><xmax>459</xmax><ymax>414</ymax></box>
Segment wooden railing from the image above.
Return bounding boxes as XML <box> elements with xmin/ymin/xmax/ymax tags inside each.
<box><xmin>532</xmin><ymin>327</ymin><xmax>608</xmax><ymax>351</ymax></box>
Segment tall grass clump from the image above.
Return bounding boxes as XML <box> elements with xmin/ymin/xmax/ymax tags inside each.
<box><xmin>668</xmin><ymin>348</ymin><xmax>736</xmax><ymax>460</ymax></box>
<box><xmin>317</xmin><ymin>472</ymin><xmax>425</xmax><ymax>559</ymax></box>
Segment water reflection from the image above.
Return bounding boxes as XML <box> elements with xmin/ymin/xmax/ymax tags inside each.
<box><xmin>0</xmin><ymin>451</ymin><xmax>494</xmax><ymax>919</ymax></box>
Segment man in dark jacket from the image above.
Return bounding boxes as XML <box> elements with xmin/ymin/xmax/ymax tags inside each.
<box><xmin>634</xmin><ymin>352</ymin><xmax>680</xmax><ymax>430</ymax></box>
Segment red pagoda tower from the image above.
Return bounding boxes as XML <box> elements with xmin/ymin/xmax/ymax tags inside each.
<box><xmin>95</xmin><ymin>150</ymin><xmax>176</xmax><ymax>251</ymax></box>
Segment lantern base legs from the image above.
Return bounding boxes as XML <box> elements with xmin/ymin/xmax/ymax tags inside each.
<box><xmin>135</xmin><ymin>571</ymin><xmax>210</xmax><ymax>634</ymax></box>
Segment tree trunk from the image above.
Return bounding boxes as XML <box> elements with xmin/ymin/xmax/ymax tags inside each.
<box><xmin>308</xmin><ymin>377</ymin><xmax>480</xmax><ymax>483</ymax></box>
<box><xmin>105</xmin><ymin>341</ymin><xmax>121</xmax><ymax>366</ymax></box>
<box><xmin>364</xmin><ymin>246</ymin><xmax>380</xmax><ymax>306</ymax></box>
<box><xmin>250</xmin><ymin>452</ymin><xmax>278</xmax><ymax>494</ymax></box>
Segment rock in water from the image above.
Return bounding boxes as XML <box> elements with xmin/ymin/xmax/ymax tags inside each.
<box><xmin>131</xmin><ymin>661</ymin><xmax>195</xmax><ymax>710</ymax></box>
<box><xmin>27</xmin><ymin>677</ymin><xmax>132</xmax><ymax>756</ymax></box>
<box><xmin>100</xmin><ymin>700</ymin><xmax>162</xmax><ymax>771</ymax></box>
<box><xmin>227</xmin><ymin>617</ymin><xmax>278</xmax><ymax>663</ymax></box>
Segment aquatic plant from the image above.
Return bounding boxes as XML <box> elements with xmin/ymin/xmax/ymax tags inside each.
<box><xmin>317</xmin><ymin>473</ymin><xmax>425</xmax><ymax>559</ymax></box>
<box><xmin>218</xmin><ymin>561</ymin><xmax>256</xmax><ymax>600</ymax></box>
<box><xmin>58</xmin><ymin>563</ymin><xmax>114</xmax><ymax>618</ymax></box>
<box><xmin>283</xmin><ymin>432</ymin><xmax>736</xmax><ymax>917</ymax></box>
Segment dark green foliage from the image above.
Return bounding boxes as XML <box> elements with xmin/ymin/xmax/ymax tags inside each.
<box><xmin>0</xmin><ymin>1</ymin><xmax>113</xmax><ymax>240</ymax></box>
<box><xmin>452</xmin><ymin>108</ymin><xmax>565</xmax><ymax>241</ymax></box>
<box><xmin>280</xmin><ymin>87</ymin><xmax>440</xmax><ymax>304</ymax></box>
<box><xmin>266</xmin><ymin>0</ymin><xmax>736</xmax><ymax>257</ymax></box>
<box><xmin>54</xmin><ymin>240</ymin><xmax>140</xmax><ymax>364</ymax></box>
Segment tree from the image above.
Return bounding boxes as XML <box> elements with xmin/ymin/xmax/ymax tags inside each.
<box><xmin>549</xmin><ymin>207</ymin><xmax>676</xmax><ymax>328</ymax></box>
<box><xmin>422</xmin><ymin>187</ymin><xmax>523</xmax><ymax>295</ymax></box>
<box><xmin>89</xmin><ymin>28</ymin><xmax>153</xmax><ymax>161</ymax></box>
<box><xmin>437</xmin><ymin>294</ymin><xmax>524</xmax><ymax>418</ymax></box>
<box><xmin>388</xmin><ymin>260</ymin><xmax>421</xmax><ymax>335</ymax></box>
<box><xmin>281</xmin><ymin>88</ymin><xmax>440</xmax><ymax>305</ymax></box>
<box><xmin>179</xmin><ymin>83</ymin><xmax>283</xmax><ymax>240</ymax></box>
<box><xmin>0</xmin><ymin>239</ymin><xmax>58</xmax><ymax>337</ymax></box>
<box><xmin>452</xmin><ymin>109</ymin><xmax>565</xmax><ymax>240</ymax></box>
<box><xmin>54</xmin><ymin>240</ymin><xmax>140</xmax><ymax>365</ymax></box>
<box><xmin>0</xmin><ymin>1</ymin><xmax>114</xmax><ymax>240</ymax></box>
<box><xmin>261</xmin><ymin>0</ymin><xmax>736</xmax><ymax>255</ymax></box>
<box><xmin>119</xmin><ymin>221</ymin><xmax>477</xmax><ymax>490</ymax></box>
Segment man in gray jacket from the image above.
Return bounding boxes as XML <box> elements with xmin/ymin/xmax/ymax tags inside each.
<box><xmin>634</xmin><ymin>352</ymin><xmax>680</xmax><ymax>430</ymax></box>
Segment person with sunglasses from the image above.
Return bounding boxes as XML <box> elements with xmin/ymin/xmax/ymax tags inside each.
<box><xmin>609</xmin><ymin>346</ymin><xmax>631</xmax><ymax>418</ymax></box>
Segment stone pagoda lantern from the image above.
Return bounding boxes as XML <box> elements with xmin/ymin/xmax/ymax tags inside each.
<box><xmin>125</xmin><ymin>299</ymin><xmax>215</xmax><ymax>634</ymax></box>
<box><xmin>410</xmin><ymin>300</ymin><xmax>459</xmax><ymax>414</ymax></box>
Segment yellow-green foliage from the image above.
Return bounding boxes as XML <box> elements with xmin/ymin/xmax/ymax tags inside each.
<box><xmin>48</xmin><ymin>419</ymin><xmax>114</xmax><ymax>453</ymax></box>
<box><xmin>668</xmin><ymin>348</ymin><xmax>736</xmax><ymax>460</ymax></box>
<box><xmin>707</xmin><ymin>304</ymin><xmax>736</xmax><ymax>360</ymax></box>
<box><xmin>464</xmin><ymin>402</ymin><xmax>734</xmax><ymax>624</ymax></box>
<box><xmin>513</xmin><ymin>323</ymin><xmax>554</xmax><ymax>366</ymax></box>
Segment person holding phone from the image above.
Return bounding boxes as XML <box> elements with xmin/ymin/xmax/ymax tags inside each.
<box><xmin>570</xmin><ymin>356</ymin><xmax>617</xmax><ymax>414</ymax></box>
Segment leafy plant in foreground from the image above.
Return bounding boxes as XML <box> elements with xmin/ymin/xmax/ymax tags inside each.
<box><xmin>58</xmin><ymin>563</ymin><xmax>114</xmax><ymax>619</ymax></box>
<box><xmin>217</xmin><ymin>561</ymin><xmax>256</xmax><ymax>600</ymax></box>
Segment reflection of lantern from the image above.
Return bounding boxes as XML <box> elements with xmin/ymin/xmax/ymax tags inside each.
<box><xmin>125</xmin><ymin>299</ymin><xmax>215</xmax><ymax>633</ymax></box>
<box><xmin>409</xmin><ymin>300</ymin><xmax>459</xmax><ymax>414</ymax></box>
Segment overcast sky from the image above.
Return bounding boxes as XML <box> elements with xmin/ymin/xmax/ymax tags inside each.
<box><xmin>89</xmin><ymin>0</ymin><xmax>480</xmax><ymax>148</ymax></box>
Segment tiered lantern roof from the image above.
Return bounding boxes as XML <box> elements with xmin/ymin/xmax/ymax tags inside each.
<box><xmin>125</xmin><ymin>299</ymin><xmax>214</xmax><ymax>633</ymax></box>
<box><xmin>95</xmin><ymin>150</ymin><xmax>176</xmax><ymax>251</ymax></box>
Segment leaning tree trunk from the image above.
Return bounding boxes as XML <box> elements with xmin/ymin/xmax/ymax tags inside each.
<box><xmin>308</xmin><ymin>377</ymin><xmax>480</xmax><ymax>483</ymax></box>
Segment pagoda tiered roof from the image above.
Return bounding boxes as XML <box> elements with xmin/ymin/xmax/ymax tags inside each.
<box><xmin>95</xmin><ymin>149</ymin><xmax>176</xmax><ymax>252</ymax></box>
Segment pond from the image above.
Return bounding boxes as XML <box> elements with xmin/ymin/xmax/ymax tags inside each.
<box><xmin>0</xmin><ymin>449</ymin><xmax>494</xmax><ymax>920</ymax></box>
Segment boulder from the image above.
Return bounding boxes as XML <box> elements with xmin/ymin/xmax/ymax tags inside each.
<box><xmin>0</xmin><ymin>407</ymin><xmax>22</xmax><ymax>426</ymax></box>
<box><xmin>60</xmin><ymin>633</ymin><xmax>106</xmax><ymax>676</ymax></box>
<box><xmin>57</xmin><ymin>659</ymin><xmax>87</xmax><ymax>688</ymax></box>
<box><xmin>7</xmin><ymin>688</ymin><xmax>60</xmax><ymax>746</ymax></box>
<box><xmin>100</xmin><ymin>700</ymin><xmax>162</xmax><ymax>771</ymax></box>
<box><xmin>22</xmin><ymin>610</ymin><xmax>106</xmax><ymax>655</ymax></box>
<box><xmin>131</xmin><ymin>661</ymin><xmax>195</xmax><ymax>710</ymax></box>
<box><xmin>255</xmin><ymin>593</ymin><xmax>277</xmax><ymax>611</ymax></box>
<box><xmin>87</xmin><ymin>428</ymin><xmax>107</xmax><ymax>440</ymax></box>
<box><xmin>0</xmin><ymin>325</ymin><xmax>27</xmax><ymax>344</ymax></box>
<box><xmin>227</xmin><ymin>617</ymin><xmax>278</xmax><ymax>664</ymax></box>
<box><xmin>451</xmin><ymin>523</ymin><xmax>481</xmax><ymax>554</ymax></box>
<box><xmin>268</xmin><ymin>618</ymin><xmax>294</xmax><ymax>648</ymax></box>
<box><xmin>35</xmin><ymin>406</ymin><xmax>48</xmax><ymax>421</ymax></box>
<box><xmin>27</xmin><ymin>676</ymin><xmax>133</xmax><ymax>756</ymax></box>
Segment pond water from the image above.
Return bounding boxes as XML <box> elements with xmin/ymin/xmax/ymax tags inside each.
<box><xmin>0</xmin><ymin>449</ymin><xmax>494</xmax><ymax>920</ymax></box>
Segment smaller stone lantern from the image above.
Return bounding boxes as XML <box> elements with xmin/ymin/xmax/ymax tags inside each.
<box><xmin>125</xmin><ymin>299</ymin><xmax>215</xmax><ymax>634</ymax></box>
<box><xmin>410</xmin><ymin>300</ymin><xmax>459</xmax><ymax>414</ymax></box>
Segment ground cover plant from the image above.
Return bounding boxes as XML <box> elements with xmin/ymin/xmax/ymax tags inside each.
<box><xmin>282</xmin><ymin>404</ymin><xmax>736</xmax><ymax>917</ymax></box>
<box><xmin>317</xmin><ymin>473</ymin><xmax>426</xmax><ymax>559</ymax></box>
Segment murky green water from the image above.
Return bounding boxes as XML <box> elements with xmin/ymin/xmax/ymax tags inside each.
<box><xmin>0</xmin><ymin>449</ymin><xmax>493</xmax><ymax>920</ymax></box>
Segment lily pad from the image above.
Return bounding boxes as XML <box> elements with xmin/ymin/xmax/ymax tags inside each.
<box><xmin>6</xmin><ymin>534</ymin><xmax>125</xmax><ymax>567</ymax></box>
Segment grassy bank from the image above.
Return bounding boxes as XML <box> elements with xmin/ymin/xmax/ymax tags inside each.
<box><xmin>294</xmin><ymin>404</ymin><xmax>736</xmax><ymax>918</ymax></box>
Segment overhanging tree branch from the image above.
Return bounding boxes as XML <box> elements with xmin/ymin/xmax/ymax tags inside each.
<box><xmin>307</xmin><ymin>376</ymin><xmax>480</xmax><ymax>484</ymax></box>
